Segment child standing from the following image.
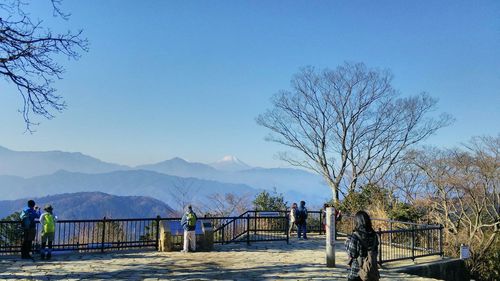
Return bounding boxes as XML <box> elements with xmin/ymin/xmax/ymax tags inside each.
<box><xmin>39</xmin><ymin>205</ymin><xmax>56</xmax><ymax>260</ymax></box>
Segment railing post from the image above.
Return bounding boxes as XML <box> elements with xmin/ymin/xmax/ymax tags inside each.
<box><xmin>246</xmin><ymin>214</ymin><xmax>251</xmax><ymax>246</ymax></box>
<box><xmin>378</xmin><ymin>228</ymin><xmax>382</xmax><ymax>265</ymax></box>
<box><xmin>155</xmin><ymin>215</ymin><xmax>161</xmax><ymax>250</ymax></box>
<box><xmin>101</xmin><ymin>217</ymin><xmax>106</xmax><ymax>253</ymax></box>
<box><xmin>319</xmin><ymin>210</ymin><xmax>322</xmax><ymax>235</ymax></box>
<box><xmin>325</xmin><ymin>207</ymin><xmax>335</xmax><ymax>267</ymax></box>
<box><xmin>411</xmin><ymin>225</ymin><xmax>416</xmax><ymax>261</ymax></box>
<box><xmin>439</xmin><ymin>224</ymin><xmax>444</xmax><ymax>257</ymax></box>
<box><xmin>254</xmin><ymin>209</ymin><xmax>257</xmax><ymax>236</ymax></box>
<box><xmin>286</xmin><ymin>215</ymin><xmax>289</xmax><ymax>244</ymax></box>
<box><xmin>221</xmin><ymin>223</ymin><xmax>225</xmax><ymax>245</ymax></box>
<box><xmin>389</xmin><ymin>221</ymin><xmax>393</xmax><ymax>247</ymax></box>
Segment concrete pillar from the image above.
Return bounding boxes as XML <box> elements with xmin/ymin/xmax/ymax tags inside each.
<box><xmin>201</xmin><ymin>221</ymin><xmax>214</xmax><ymax>251</ymax></box>
<box><xmin>158</xmin><ymin>221</ymin><xmax>172</xmax><ymax>252</ymax></box>
<box><xmin>326</xmin><ymin>207</ymin><xmax>336</xmax><ymax>267</ymax></box>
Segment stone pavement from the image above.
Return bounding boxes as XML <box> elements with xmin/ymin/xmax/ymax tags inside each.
<box><xmin>0</xmin><ymin>236</ymin><xmax>441</xmax><ymax>280</ymax></box>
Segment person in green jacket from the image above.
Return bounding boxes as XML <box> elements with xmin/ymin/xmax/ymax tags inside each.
<box><xmin>39</xmin><ymin>205</ymin><xmax>56</xmax><ymax>260</ymax></box>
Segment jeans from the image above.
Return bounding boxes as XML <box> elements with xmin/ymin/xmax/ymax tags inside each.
<box><xmin>297</xmin><ymin>223</ymin><xmax>307</xmax><ymax>239</ymax></box>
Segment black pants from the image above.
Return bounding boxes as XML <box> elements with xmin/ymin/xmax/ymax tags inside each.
<box><xmin>348</xmin><ymin>277</ymin><xmax>362</xmax><ymax>281</ymax></box>
<box><xmin>21</xmin><ymin>228</ymin><xmax>35</xmax><ymax>258</ymax></box>
<box><xmin>41</xmin><ymin>241</ymin><xmax>53</xmax><ymax>257</ymax></box>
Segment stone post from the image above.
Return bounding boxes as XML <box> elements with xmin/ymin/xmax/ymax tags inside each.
<box><xmin>201</xmin><ymin>221</ymin><xmax>214</xmax><ymax>251</ymax></box>
<box><xmin>158</xmin><ymin>221</ymin><xmax>172</xmax><ymax>252</ymax></box>
<box><xmin>326</xmin><ymin>207</ymin><xmax>336</xmax><ymax>267</ymax></box>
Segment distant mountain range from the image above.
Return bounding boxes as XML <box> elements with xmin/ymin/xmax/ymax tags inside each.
<box><xmin>0</xmin><ymin>169</ymin><xmax>258</xmax><ymax>211</ymax></box>
<box><xmin>0</xmin><ymin>145</ymin><xmax>330</xmax><ymax>206</ymax></box>
<box><xmin>0</xmin><ymin>192</ymin><xmax>176</xmax><ymax>219</ymax></box>
<box><xmin>0</xmin><ymin>145</ymin><xmax>128</xmax><ymax>178</ymax></box>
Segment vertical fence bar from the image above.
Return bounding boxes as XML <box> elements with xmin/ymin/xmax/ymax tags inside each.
<box><xmin>221</xmin><ymin>222</ymin><xmax>225</xmax><ymax>245</ymax></box>
<box><xmin>411</xmin><ymin>225</ymin><xmax>416</xmax><ymax>261</ymax></box>
<box><xmin>246</xmin><ymin>214</ymin><xmax>250</xmax><ymax>245</ymax></box>
<box><xmin>389</xmin><ymin>221</ymin><xmax>393</xmax><ymax>248</ymax></box>
<box><xmin>155</xmin><ymin>216</ymin><xmax>160</xmax><ymax>250</ymax></box>
<box><xmin>254</xmin><ymin>210</ymin><xmax>257</xmax><ymax>236</ymax></box>
<box><xmin>439</xmin><ymin>224</ymin><xmax>444</xmax><ymax>257</ymax></box>
<box><xmin>319</xmin><ymin>210</ymin><xmax>322</xmax><ymax>235</ymax></box>
<box><xmin>378</xmin><ymin>228</ymin><xmax>382</xmax><ymax>265</ymax></box>
<box><xmin>286</xmin><ymin>215</ymin><xmax>289</xmax><ymax>244</ymax></box>
<box><xmin>101</xmin><ymin>217</ymin><xmax>106</xmax><ymax>253</ymax></box>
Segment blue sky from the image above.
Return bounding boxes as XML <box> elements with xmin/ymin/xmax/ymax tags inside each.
<box><xmin>1</xmin><ymin>0</ymin><xmax>499</xmax><ymax>167</ymax></box>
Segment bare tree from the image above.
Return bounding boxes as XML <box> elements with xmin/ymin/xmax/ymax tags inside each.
<box><xmin>257</xmin><ymin>62</ymin><xmax>451</xmax><ymax>203</ymax></box>
<box><xmin>412</xmin><ymin>136</ymin><xmax>499</xmax><ymax>278</ymax></box>
<box><xmin>0</xmin><ymin>0</ymin><xmax>88</xmax><ymax>131</ymax></box>
<box><xmin>169</xmin><ymin>178</ymin><xmax>200</xmax><ymax>214</ymax></box>
<box><xmin>203</xmin><ymin>192</ymin><xmax>253</xmax><ymax>217</ymax></box>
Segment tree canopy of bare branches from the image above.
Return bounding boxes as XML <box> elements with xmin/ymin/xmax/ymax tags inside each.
<box><xmin>257</xmin><ymin>62</ymin><xmax>451</xmax><ymax>203</ymax></box>
<box><xmin>0</xmin><ymin>0</ymin><xmax>88</xmax><ymax>131</ymax></box>
<box><xmin>412</xmin><ymin>136</ymin><xmax>499</xmax><ymax>279</ymax></box>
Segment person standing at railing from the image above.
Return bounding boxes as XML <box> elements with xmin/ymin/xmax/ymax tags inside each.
<box><xmin>288</xmin><ymin>202</ymin><xmax>298</xmax><ymax>236</ymax></box>
<box><xmin>296</xmin><ymin>201</ymin><xmax>308</xmax><ymax>240</ymax></box>
<box><xmin>19</xmin><ymin>200</ymin><xmax>40</xmax><ymax>259</ymax></box>
<box><xmin>180</xmin><ymin>205</ymin><xmax>197</xmax><ymax>253</ymax></box>
<box><xmin>345</xmin><ymin>211</ymin><xmax>380</xmax><ymax>281</ymax></box>
<box><xmin>39</xmin><ymin>204</ymin><xmax>57</xmax><ymax>260</ymax></box>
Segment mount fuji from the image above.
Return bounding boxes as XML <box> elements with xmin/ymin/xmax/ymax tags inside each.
<box><xmin>210</xmin><ymin>155</ymin><xmax>251</xmax><ymax>172</ymax></box>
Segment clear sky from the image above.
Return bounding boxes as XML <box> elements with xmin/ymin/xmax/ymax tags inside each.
<box><xmin>1</xmin><ymin>0</ymin><xmax>499</xmax><ymax>167</ymax></box>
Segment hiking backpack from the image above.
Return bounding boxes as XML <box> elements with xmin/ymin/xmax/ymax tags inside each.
<box><xmin>296</xmin><ymin>208</ymin><xmax>307</xmax><ymax>224</ymax></box>
<box><xmin>43</xmin><ymin>213</ymin><xmax>55</xmax><ymax>233</ymax></box>
<box><xmin>353</xmin><ymin>232</ymin><xmax>380</xmax><ymax>281</ymax></box>
<box><xmin>20</xmin><ymin>210</ymin><xmax>31</xmax><ymax>230</ymax></box>
<box><xmin>187</xmin><ymin>212</ymin><xmax>196</xmax><ymax>228</ymax></box>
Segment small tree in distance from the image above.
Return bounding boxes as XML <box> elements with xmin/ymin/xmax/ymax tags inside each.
<box><xmin>253</xmin><ymin>188</ymin><xmax>287</xmax><ymax>211</ymax></box>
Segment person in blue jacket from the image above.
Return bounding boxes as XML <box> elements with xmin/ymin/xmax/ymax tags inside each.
<box><xmin>20</xmin><ymin>200</ymin><xmax>41</xmax><ymax>259</ymax></box>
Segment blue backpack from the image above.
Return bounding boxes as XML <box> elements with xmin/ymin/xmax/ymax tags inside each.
<box><xmin>20</xmin><ymin>210</ymin><xmax>31</xmax><ymax>230</ymax></box>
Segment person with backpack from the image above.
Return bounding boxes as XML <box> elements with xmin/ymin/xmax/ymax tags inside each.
<box><xmin>39</xmin><ymin>204</ymin><xmax>57</xmax><ymax>260</ymax></box>
<box><xmin>20</xmin><ymin>200</ymin><xmax>41</xmax><ymax>259</ymax></box>
<box><xmin>295</xmin><ymin>200</ymin><xmax>308</xmax><ymax>239</ymax></box>
<box><xmin>345</xmin><ymin>211</ymin><xmax>380</xmax><ymax>281</ymax></box>
<box><xmin>180</xmin><ymin>205</ymin><xmax>197</xmax><ymax>253</ymax></box>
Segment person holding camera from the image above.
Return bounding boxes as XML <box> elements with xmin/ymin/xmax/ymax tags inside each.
<box><xmin>20</xmin><ymin>200</ymin><xmax>41</xmax><ymax>259</ymax></box>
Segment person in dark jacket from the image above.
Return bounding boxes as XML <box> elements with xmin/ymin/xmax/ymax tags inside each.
<box><xmin>345</xmin><ymin>211</ymin><xmax>379</xmax><ymax>281</ymax></box>
<box><xmin>180</xmin><ymin>205</ymin><xmax>197</xmax><ymax>253</ymax></box>
<box><xmin>20</xmin><ymin>200</ymin><xmax>40</xmax><ymax>259</ymax></box>
<box><xmin>296</xmin><ymin>200</ymin><xmax>308</xmax><ymax>239</ymax></box>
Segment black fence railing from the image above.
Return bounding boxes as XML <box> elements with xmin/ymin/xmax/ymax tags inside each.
<box><xmin>0</xmin><ymin>217</ymin><xmax>162</xmax><ymax>255</ymax></box>
<box><xmin>1</xmin><ymin>211</ymin><xmax>444</xmax><ymax>265</ymax></box>
<box><xmin>337</xmin><ymin>215</ymin><xmax>444</xmax><ymax>264</ymax></box>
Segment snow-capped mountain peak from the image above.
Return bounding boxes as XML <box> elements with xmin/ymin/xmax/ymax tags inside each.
<box><xmin>210</xmin><ymin>155</ymin><xmax>251</xmax><ymax>171</ymax></box>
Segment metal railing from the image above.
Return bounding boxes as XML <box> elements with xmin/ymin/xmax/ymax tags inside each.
<box><xmin>0</xmin><ymin>217</ymin><xmax>162</xmax><ymax>255</ymax></box>
<box><xmin>1</xmin><ymin>211</ymin><xmax>444</xmax><ymax>264</ymax></box>
<box><xmin>336</xmin><ymin>215</ymin><xmax>444</xmax><ymax>264</ymax></box>
<box><xmin>0</xmin><ymin>212</ymin><xmax>294</xmax><ymax>255</ymax></box>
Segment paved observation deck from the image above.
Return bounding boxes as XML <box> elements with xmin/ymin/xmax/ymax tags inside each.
<box><xmin>0</xmin><ymin>236</ymin><xmax>440</xmax><ymax>280</ymax></box>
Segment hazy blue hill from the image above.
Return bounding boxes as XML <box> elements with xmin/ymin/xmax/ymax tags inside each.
<box><xmin>0</xmin><ymin>192</ymin><xmax>176</xmax><ymax>219</ymax></box>
<box><xmin>0</xmin><ymin>145</ymin><xmax>129</xmax><ymax>178</ymax></box>
<box><xmin>133</xmin><ymin>160</ymin><xmax>328</xmax><ymax>206</ymax></box>
<box><xmin>136</xmin><ymin>157</ymin><xmax>219</xmax><ymax>179</ymax></box>
<box><xmin>0</xmin><ymin>170</ymin><xmax>258</xmax><ymax>209</ymax></box>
